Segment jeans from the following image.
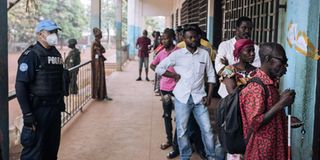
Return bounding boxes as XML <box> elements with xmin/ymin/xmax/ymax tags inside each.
<box><xmin>161</xmin><ymin>90</ymin><xmax>174</xmax><ymax>144</ymax></box>
<box><xmin>174</xmin><ymin>96</ymin><xmax>215</xmax><ymax>160</ymax></box>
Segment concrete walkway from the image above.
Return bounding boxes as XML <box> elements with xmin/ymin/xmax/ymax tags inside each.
<box><xmin>58</xmin><ymin>60</ymin><xmax>202</xmax><ymax>160</ymax></box>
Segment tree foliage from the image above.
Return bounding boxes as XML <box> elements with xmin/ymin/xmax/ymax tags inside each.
<box><xmin>101</xmin><ymin>0</ymin><xmax>127</xmax><ymax>45</ymax></box>
<box><xmin>8</xmin><ymin>0</ymin><xmax>88</xmax><ymax>44</ymax></box>
<box><xmin>145</xmin><ymin>16</ymin><xmax>165</xmax><ymax>34</ymax></box>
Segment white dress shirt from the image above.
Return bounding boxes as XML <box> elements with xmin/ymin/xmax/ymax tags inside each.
<box><xmin>215</xmin><ymin>37</ymin><xmax>261</xmax><ymax>73</ymax></box>
<box><xmin>215</xmin><ymin>37</ymin><xmax>261</xmax><ymax>98</ymax></box>
<box><xmin>155</xmin><ymin>47</ymin><xmax>216</xmax><ymax>104</ymax></box>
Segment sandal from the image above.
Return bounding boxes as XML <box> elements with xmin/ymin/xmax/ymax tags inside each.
<box><xmin>160</xmin><ymin>142</ymin><xmax>172</xmax><ymax>150</ymax></box>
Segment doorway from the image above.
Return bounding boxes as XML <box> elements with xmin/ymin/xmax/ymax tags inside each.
<box><xmin>312</xmin><ymin>16</ymin><xmax>320</xmax><ymax>160</ymax></box>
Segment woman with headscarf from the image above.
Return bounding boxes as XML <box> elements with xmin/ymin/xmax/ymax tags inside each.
<box><xmin>218</xmin><ymin>39</ymin><xmax>256</xmax><ymax>97</ymax></box>
<box><xmin>91</xmin><ymin>27</ymin><xmax>112</xmax><ymax>100</ymax></box>
<box><xmin>218</xmin><ymin>39</ymin><xmax>256</xmax><ymax>160</ymax></box>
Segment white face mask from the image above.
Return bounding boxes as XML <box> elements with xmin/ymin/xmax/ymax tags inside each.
<box><xmin>46</xmin><ymin>33</ymin><xmax>58</xmax><ymax>46</ymax></box>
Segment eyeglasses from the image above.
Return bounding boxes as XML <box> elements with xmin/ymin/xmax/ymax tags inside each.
<box><xmin>271</xmin><ymin>56</ymin><xmax>288</xmax><ymax>67</ymax></box>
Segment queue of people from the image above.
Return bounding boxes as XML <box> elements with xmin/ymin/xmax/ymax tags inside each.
<box><xmin>147</xmin><ymin>16</ymin><xmax>300</xmax><ymax>160</ymax></box>
<box><xmin>14</xmin><ymin>16</ymin><xmax>300</xmax><ymax>160</ymax></box>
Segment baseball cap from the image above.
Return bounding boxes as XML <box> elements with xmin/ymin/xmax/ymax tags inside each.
<box><xmin>35</xmin><ymin>20</ymin><xmax>61</xmax><ymax>33</ymax></box>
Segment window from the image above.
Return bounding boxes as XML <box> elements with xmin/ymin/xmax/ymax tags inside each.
<box><xmin>222</xmin><ymin>0</ymin><xmax>280</xmax><ymax>43</ymax></box>
<box><xmin>180</xmin><ymin>0</ymin><xmax>208</xmax><ymax>32</ymax></box>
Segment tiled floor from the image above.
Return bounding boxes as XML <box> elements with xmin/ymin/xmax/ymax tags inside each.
<box><xmin>58</xmin><ymin>60</ymin><xmax>202</xmax><ymax>160</ymax></box>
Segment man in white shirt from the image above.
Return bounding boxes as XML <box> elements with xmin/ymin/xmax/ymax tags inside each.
<box><xmin>215</xmin><ymin>16</ymin><xmax>260</xmax><ymax>74</ymax></box>
<box><xmin>215</xmin><ymin>16</ymin><xmax>261</xmax><ymax>98</ymax></box>
<box><xmin>156</xmin><ymin>26</ymin><xmax>218</xmax><ymax>160</ymax></box>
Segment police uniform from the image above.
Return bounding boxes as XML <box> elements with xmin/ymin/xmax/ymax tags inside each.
<box><xmin>65</xmin><ymin>46</ymin><xmax>81</xmax><ymax>94</ymax></box>
<box><xmin>16</xmin><ymin>42</ymin><xmax>66</xmax><ymax>160</ymax></box>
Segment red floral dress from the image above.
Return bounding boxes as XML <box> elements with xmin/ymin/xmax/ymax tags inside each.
<box><xmin>239</xmin><ymin>69</ymin><xmax>287</xmax><ymax>160</ymax></box>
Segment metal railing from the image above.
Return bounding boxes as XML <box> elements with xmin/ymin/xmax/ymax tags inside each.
<box><xmin>8</xmin><ymin>60</ymin><xmax>93</xmax><ymax>127</ymax></box>
<box><xmin>62</xmin><ymin>60</ymin><xmax>92</xmax><ymax>126</ymax></box>
<box><xmin>120</xmin><ymin>45</ymin><xmax>130</xmax><ymax>66</ymax></box>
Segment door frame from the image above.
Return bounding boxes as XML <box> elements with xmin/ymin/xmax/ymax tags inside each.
<box><xmin>312</xmin><ymin>19</ymin><xmax>320</xmax><ymax>160</ymax></box>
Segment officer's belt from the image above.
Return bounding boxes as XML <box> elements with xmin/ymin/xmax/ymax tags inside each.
<box><xmin>30</xmin><ymin>94</ymin><xmax>62</xmax><ymax>101</ymax></box>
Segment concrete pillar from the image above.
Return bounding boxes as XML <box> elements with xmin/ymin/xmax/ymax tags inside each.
<box><xmin>91</xmin><ymin>0</ymin><xmax>101</xmax><ymax>29</ymax></box>
<box><xmin>207</xmin><ymin>0</ymin><xmax>214</xmax><ymax>44</ymax></box>
<box><xmin>128</xmin><ymin>0</ymin><xmax>142</xmax><ymax>58</ymax></box>
<box><xmin>165</xmin><ymin>16</ymin><xmax>172</xmax><ymax>28</ymax></box>
<box><xmin>282</xmin><ymin>0</ymin><xmax>320</xmax><ymax>159</ymax></box>
<box><xmin>128</xmin><ymin>0</ymin><xmax>136</xmax><ymax>58</ymax></box>
<box><xmin>135</xmin><ymin>0</ymin><xmax>142</xmax><ymax>42</ymax></box>
<box><xmin>115</xmin><ymin>0</ymin><xmax>122</xmax><ymax>71</ymax></box>
<box><xmin>0</xmin><ymin>0</ymin><xmax>9</xmax><ymax>159</ymax></box>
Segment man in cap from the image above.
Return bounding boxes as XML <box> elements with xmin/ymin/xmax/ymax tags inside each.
<box><xmin>65</xmin><ymin>39</ymin><xmax>81</xmax><ymax>94</ymax></box>
<box><xmin>15</xmin><ymin>19</ymin><xmax>68</xmax><ymax>160</ymax></box>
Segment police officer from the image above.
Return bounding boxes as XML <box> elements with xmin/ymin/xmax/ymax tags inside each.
<box><xmin>65</xmin><ymin>39</ymin><xmax>81</xmax><ymax>94</ymax></box>
<box><xmin>15</xmin><ymin>20</ymin><xmax>68</xmax><ymax>160</ymax></box>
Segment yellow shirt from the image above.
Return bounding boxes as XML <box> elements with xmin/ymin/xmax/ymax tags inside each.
<box><xmin>177</xmin><ymin>39</ymin><xmax>216</xmax><ymax>61</ymax></box>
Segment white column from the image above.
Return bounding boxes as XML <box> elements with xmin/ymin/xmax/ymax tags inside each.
<box><xmin>91</xmin><ymin>0</ymin><xmax>101</xmax><ymax>29</ymax></box>
<box><xmin>207</xmin><ymin>0</ymin><xmax>214</xmax><ymax>43</ymax></box>
<box><xmin>128</xmin><ymin>0</ymin><xmax>137</xmax><ymax>57</ymax></box>
<box><xmin>115</xmin><ymin>0</ymin><xmax>123</xmax><ymax>71</ymax></box>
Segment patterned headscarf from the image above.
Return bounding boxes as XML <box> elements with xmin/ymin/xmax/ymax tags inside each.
<box><xmin>233</xmin><ymin>39</ymin><xmax>254</xmax><ymax>60</ymax></box>
<box><xmin>93</xmin><ymin>27</ymin><xmax>102</xmax><ymax>37</ymax></box>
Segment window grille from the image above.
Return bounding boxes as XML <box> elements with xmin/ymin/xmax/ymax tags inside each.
<box><xmin>222</xmin><ymin>0</ymin><xmax>280</xmax><ymax>43</ymax></box>
<box><xmin>180</xmin><ymin>0</ymin><xmax>208</xmax><ymax>32</ymax></box>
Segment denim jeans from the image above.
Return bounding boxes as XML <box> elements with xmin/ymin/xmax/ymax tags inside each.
<box><xmin>174</xmin><ymin>96</ymin><xmax>216</xmax><ymax>160</ymax></box>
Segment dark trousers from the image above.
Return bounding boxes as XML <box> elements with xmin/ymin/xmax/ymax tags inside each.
<box><xmin>69</xmin><ymin>70</ymin><xmax>79</xmax><ymax>94</ymax></box>
<box><xmin>161</xmin><ymin>90</ymin><xmax>174</xmax><ymax>144</ymax></box>
<box><xmin>21</xmin><ymin>99</ymin><xmax>62</xmax><ymax>160</ymax></box>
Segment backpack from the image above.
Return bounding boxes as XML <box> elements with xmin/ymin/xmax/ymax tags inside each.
<box><xmin>216</xmin><ymin>77</ymin><xmax>269</xmax><ymax>154</ymax></box>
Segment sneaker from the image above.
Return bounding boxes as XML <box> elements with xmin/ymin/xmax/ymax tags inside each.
<box><xmin>145</xmin><ymin>77</ymin><xmax>150</xmax><ymax>81</ymax></box>
<box><xmin>136</xmin><ymin>77</ymin><xmax>142</xmax><ymax>81</ymax></box>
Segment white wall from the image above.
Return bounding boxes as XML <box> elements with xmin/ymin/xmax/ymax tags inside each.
<box><xmin>142</xmin><ymin>0</ymin><xmax>174</xmax><ymax>16</ymax></box>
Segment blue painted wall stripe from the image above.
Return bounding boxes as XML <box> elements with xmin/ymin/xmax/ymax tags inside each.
<box><xmin>207</xmin><ymin>16</ymin><xmax>214</xmax><ymax>44</ymax></box>
<box><xmin>282</xmin><ymin>0</ymin><xmax>319</xmax><ymax>159</ymax></box>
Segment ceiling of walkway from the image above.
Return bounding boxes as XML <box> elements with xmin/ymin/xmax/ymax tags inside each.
<box><xmin>7</xmin><ymin>0</ymin><xmax>179</xmax><ymax>17</ymax></box>
<box><xmin>142</xmin><ymin>0</ymin><xmax>174</xmax><ymax>16</ymax></box>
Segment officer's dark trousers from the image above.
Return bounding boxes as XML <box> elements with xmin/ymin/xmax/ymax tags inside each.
<box><xmin>21</xmin><ymin>99</ymin><xmax>61</xmax><ymax>160</ymax></box>
<box><xmin>161</xmin><ymin>90</ymin><xmax>174</xmax><ymax>144</ymax></box>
